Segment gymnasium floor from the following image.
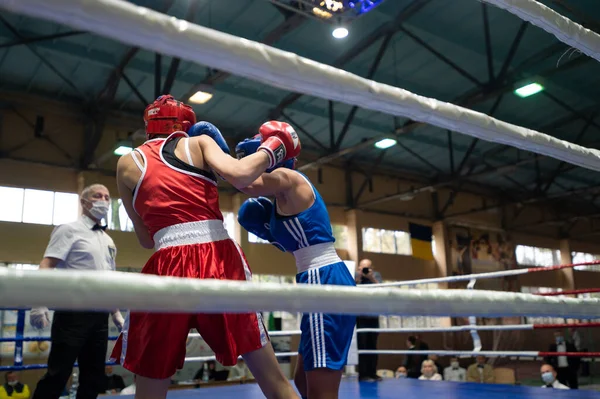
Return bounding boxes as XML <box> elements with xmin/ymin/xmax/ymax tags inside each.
<box><xmin>109</xmin><ymin>378</ymin><xmax>600</xmax><ymax>398</ymax></box>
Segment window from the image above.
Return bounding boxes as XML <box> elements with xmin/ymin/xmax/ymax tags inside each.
<box><xmin>0</xmin><ymin>263</ymin><xmax>39</xmax><ymax>270</ymax></box>
<box><xmin>22</xmin><ymin>189</ymin><xmax>54</xmax><ymax>225</ymax></box>
<box><xmin>381</xmin><ymin>283</ymin><xmax>448</xmax><ymax>328</ymax></box>
<box><xmin>516</xmin><ymin>245</ymin><xmax>560</xmax><ymax>267</ymax></box>
<box><xmin>52</xmin><ymin>192</ymin><xmax>79</xmax><ymax>225</ymax></box>
<box><xmin>362</xmin><ymin>227</ymin><xmax>411</xmax><ymax>255</ymax></box>
<box><xmin>0</xmin><ymin>186</ymin><xmax>135</xmax><ymax>232</ymax></box>
<box><xmin>572</xmin><ymin>252</ymin><xmax>600</xmax><ymax>272</ymax></box>
<box><xmin>252</xmin><ymin>274</ymin><xmax>298</xmax><ymax>331</ymax></box>
<box><xmin>249</xmin><ymin>232</ymin><xmax>270</xmax><ymax>244</ymax></box>
<box><xmin>332</xmin><ymin>224</ymin><xmax>348</xmax><ymax>249</ymax></box>
<box><xmin>521</xmin><ymin>286</ymin><xmax>566</xmax><ymax>324</ymax></box>
<box><xmin>222</xmin><ymin>212</ymin><xmax>235</xmax><ymax>240</ymax></box>
<box><xmin>106</xmin><ymin>199</ymin><xmax>133</xmax><ymax>232</ymax></box>
<box><xmin>0</xmin><ymin>187</ymin><xmax>24</xmax><ymax>222</ymax></box>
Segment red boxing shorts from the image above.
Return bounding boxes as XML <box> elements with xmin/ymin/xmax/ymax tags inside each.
<box><xmin>110</xmin><ymin>220</ymin><xmax>269</xmax><ymax>380</ymax></box>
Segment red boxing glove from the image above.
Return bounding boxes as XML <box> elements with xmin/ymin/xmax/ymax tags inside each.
<box><xmin>258</xmin><ymin>121</ymin><xmax>301</xmax><ymax>169</ymax></box>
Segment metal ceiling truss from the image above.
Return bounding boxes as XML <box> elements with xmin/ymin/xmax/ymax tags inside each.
<box><xmin>181</xmin><ymin>10</ymin><xmax>308</xmax><ymax>102</ymax></box>
<box><xmin>0</xmin><ymin>16</ymin><xmax>89</xmax><ymax>102</ymax></box>
<box><xmin>298</xmin><ymin>19</ymin><xmax>576</xmax><ymax>171</ymax></box>
<box><xmin>0</xmin><ymin>29</ymin><xmax>84</xmax><ymax>49</ymax></box>
<box><xmin>270</xmin><ymin>0</ymin><xmax>433</xmax><ymax>119</ymax></box>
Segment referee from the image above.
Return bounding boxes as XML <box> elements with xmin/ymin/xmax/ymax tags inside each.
<box><xmin>30</xmin><ymin>184</ymin><xmax>124</xmax><ymax>399</ymax></box>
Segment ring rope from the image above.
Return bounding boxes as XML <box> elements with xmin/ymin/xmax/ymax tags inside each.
<box><xmin>370</xmin><ymin>260</ymin><xmax>600</xmax><ymax>287</ymax></box>
<box><xmin>2</xmin><ymin>269</ymin><xmax>600</xmax><ymax>319</ymax></box>
<box><xmin>358</xmin><ymin>350</ymin><xmax>600</xmax><ymax>358</ymax></box>
<box><xmin>1</xmin><ymin>0</ymin><xmax>600</xmax><ymax>170</ymax></box>
<box><xmin>536</xmin><ymin>288</ymin><xmax>600</xmax><ymax>296</ymax></box>
<box><xmin>481</xmin><ymin>0</ymin><xmax>600</xmax><ymax>63</ymax></box>
<box><xmin>4</xmin><ymin>321</ymin><xmax>599</xmax><ymax>344</ymax></box>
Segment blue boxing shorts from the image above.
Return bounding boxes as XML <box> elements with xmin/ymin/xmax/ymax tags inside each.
<box><xmin>296</xmin><ymin>261</ymin><xmax>356</xmax><ymax>371</ymax></box>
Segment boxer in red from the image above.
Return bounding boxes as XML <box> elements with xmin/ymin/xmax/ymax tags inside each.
<box><xmin>110</xmin><ymin>94</ymin><xmax>301</xmax><ymax>399</ymax></box>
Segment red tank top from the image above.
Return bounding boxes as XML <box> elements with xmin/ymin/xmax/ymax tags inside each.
<box><xmin>132</xmin><ymin>132</ymin><xmax>223</xmax><ymax>237</ymax></box>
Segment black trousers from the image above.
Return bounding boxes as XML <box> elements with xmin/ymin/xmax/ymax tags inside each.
<box><xmin>33</xmin><ymin>311</ymin><xmax>109</xmax><ymax>399</ymax></box>
<box><xmin>356</xmin><ymin>316</ymin><xmax>379</xmax><ymax>379</ymax></box>
<box><xmin>557</xmin><ymin>367</ymin><xmax>578</xmax><ymax>389</ymax></box>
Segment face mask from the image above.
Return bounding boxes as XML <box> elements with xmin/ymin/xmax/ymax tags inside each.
<box><xmin>451</xmin><ymin>362</ymin><xmax>459</xmax><ymax>369</ymax></box>
<box><xmin>87</xmin><ymin>200</ymin><xmax>109</xmax><ymax>220</ymax></box>
<box><xmin>542</xmin><ymin>372</ymin><xmax>554</xmax><ymax>384</ymax></box>
<box><xmin>556</xmin><ymin>337</ymin><xmax>564</xmax><ymax>344</ymax></box>
<box><xmin>477</xmin><ymin>364</ymin><xmax>485</xmax><ymax>369</ymax></box>
<box><xmin>395</xmin><ymin>372</ymin><xmax>407</xmax><ymax>378</ymax></box>
<box><xmin>7</xmin><ymin>381</ymin><xmax>17</xmax><ymax>386</ymax></box>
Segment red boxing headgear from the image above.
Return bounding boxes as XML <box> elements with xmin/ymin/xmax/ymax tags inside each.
<box><xmin>143</xmin><ymin>95</ymin><xmax>196</xmax><ymax>139</ymax></box>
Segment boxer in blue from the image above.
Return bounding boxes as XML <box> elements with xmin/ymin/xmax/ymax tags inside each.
<box><xmin>235</xmin><ymin>125</ymin><xmax>356</xmax><ymax>399</ymax></box>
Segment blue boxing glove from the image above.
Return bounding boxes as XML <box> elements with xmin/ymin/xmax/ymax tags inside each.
<box><xmin>188</xmin><ymin>121</ymin><xmax>231</xmax><ymax>155</ymax></box>
<box><xmin>238</xmin><ymin>197</ymin><xmax>285</xmax><ymax>252</ymax></box>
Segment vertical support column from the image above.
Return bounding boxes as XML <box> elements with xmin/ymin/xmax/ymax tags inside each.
<box><xmin>345</xmin><ymin>209</ymin><xmax>363</xmax><ymax>264</ymax></box>
<box><xmin>432</xmin><ymin>221</ymin><xmax>453</xmax><ymax>329</ymax></box>
<box><xmin>76</xmin><ymin>171</ymin><xmax>86</xmax><ymax>216</ymax></box>
<box><xmin>432</xmin><ymin>221</ymin><xmax>451</xmax><ymax>289</ymax></box>
<box><xmin>559</xmin><ymin>239</ymin><xmax>575</xmax><ymax>292</ymax></box>
<box><xmin>13</xmin><ymin>310</ymin><xmax>25</xmax><ymax>368</ymax></box>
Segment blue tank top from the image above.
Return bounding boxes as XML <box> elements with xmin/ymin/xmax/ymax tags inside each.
<box><xmin>269</xmin><ymin>172</ymin><xmax>335</xmax><ymax>253</ymax></box>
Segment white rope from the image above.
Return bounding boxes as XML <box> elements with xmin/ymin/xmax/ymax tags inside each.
<box><xmin>188</xmin><ymin>326</ymin><xmax>534</xmax><ymax>340</ymax></box>
<box><xmin>2</xmin><ymin>269</ymin><xmax>600</xmax><ymax>319</ymax></box>
<box><xmin>357</xmin><ymin>325</ymin><xmax>534</xmax><ymax>333</ymax></box>
<box><xmin>358</xmin><ymin>350</ymin><xmax>540</xmax><ymax>357</ymax></box>
<box><xmin>1</xmin><ymin>0</ymin><xmax>600</xmax><ymax>171</ymax></box>
<box><xmin>188</xmin><ymin>331</ymin><xmax>301</xmax><ymax>338</ymax></box>
<box><xmin>480</xmin><ymin>0</ymin><xmax>600</xmax><ymax>63</ymax></box>
<box><xmin>370</xmin><ymin>268</ymin><xmax>528</xmax><ymax>287</ymax></box>
<box><xmin>186</xmin><ymin>352</ymin><xmax>299</xmax><ymax>363</ymax></box>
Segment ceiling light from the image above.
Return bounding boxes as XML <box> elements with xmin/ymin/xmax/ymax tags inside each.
<box><xmin>514</xmin><ymin>82</ymin><xmax>544</xmax><ymax>98</ymax></box>
<box><xmin>374</xmin><ymin>138</ymin><xmax>397</xmax><ymax>149</ymax></box>
<box><xmin>189</xmin><ymin>90</ymin><xmax>213</xmax><ymax>104</ymax></box>
<box><xmin>114</xmin><ymin>145</ymin><xmax>133</xmax><ymax>156</ymax></box>
<box><xmin>332</xmin><ymin>27</ymin><xmax>348</xmax><ymax>39</ymax></box>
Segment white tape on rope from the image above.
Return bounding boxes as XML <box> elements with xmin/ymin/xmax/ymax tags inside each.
<box><xmin>2</xmin><ymin>269</ymin><xmax>600</xmax><ymax>319</ymax></box>
<box><xmin>480</xmin><ymin>0</ymin><xmax>600</xmax><ymax>63</ymax></box>
<box><xmin>1</xmin><ymin>0</ymin><xmax>600</xmax><ymax>170</ymax></box>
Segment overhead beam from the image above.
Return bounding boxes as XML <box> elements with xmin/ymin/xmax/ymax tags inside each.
<box><xmin>357</xmin><ymin>155</ymin><xmax>546</xmax><ymax>208</ymax></box>
<box><xmin>0</xmin><ymin>30</ymin><xmax>84</xmax><ymax>49</ymax></box>
<box><xmin>0</xmin><ymin>17</ymin><xmax>88</xmax><ymax>101</ymax></box>
<box><xmin>162</xmin><ymin>0</ymin><xmax>200</xmax><ymax>96</ymax></box>
<box><xmin>269</xmin><ymin>0</ymin><xmax>433</xmax><ymax>118</ymax></box>
<box><xmin>333</xmin><ymin>31</ymin><xmax>395</xmax><ymax>150</ymax></box>
<box><xmin>298</xmin><ymin>39</ymin><xmax>586</xmax><ymax>171</ymax></box>
<box><xmin>445</xmin><ymin>184</ymin><xmax>600</xmax><ymax>219</ymax></box>
<box><xmin>181</xmin><ymin>11</ymin><xmax>308</xmax><ymax>101</ymax></box>
<box><xmin>482</xmin><ymin>4</ymin><xmax>494</xmax><ymax>82</ymax></box>
<box><xmin>81</xmin><ymin>0</ymin><xmax>177</xmax><ymax>168</ymax></box>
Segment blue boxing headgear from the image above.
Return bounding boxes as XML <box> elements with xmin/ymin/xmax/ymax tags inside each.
<box><xmin>235</xmin><ymin>135</ymin><xmax>296</xmax><ymax>172</ymax></box>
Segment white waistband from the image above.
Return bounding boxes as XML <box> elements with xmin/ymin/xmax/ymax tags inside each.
<box><xmin>293</xmin><ymin>242</ymin><xmax>342</xmax><ymax>273</ymax></box>
<box><xmin>153</xmin><ymin>220</ymin><xmax>230</xmax><ymax>251</ymax></box>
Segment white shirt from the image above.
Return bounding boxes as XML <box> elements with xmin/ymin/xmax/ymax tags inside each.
<box><xmin>228</xmin><ymin>363</ymin><xmax>253</xmax><ymax>381</ymax></box>
<box><xmin>120</xmin><ymin>384</ymin><xmax>136</xmax><ymax>395</ymax></box>
<box><xmin>419</xmin><ymin>373</ymin><xmax>442</xmax><ymax>381</ymax></box>
<box><xmin>556</xmin><ymin>342</ymin><xmax>568</xmax><ymax>368</ymax></box>
<box><xmin>572</xmin><ymin>330</ymin><xmax>582</xmax><ymax>351</ymax></box>
<box><xmin>44</xmin><ymin>215</ymin><xmax>116</xmax><ymax>271</ymax></box>
<box><xmin>444</xmin><ymin>366</ymin><xmax>466</xmax><ymax>382</ymax></box>
<box><xmin>542</xmin><ymin>380</ymin><xmax>569</xmax><ymax>389</ymax></box>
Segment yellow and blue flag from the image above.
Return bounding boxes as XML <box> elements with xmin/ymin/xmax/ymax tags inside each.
<box><xmin>409</xmin><ymin>222</ymin><xmax>434</xmax><ymax>260</ymax></box>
